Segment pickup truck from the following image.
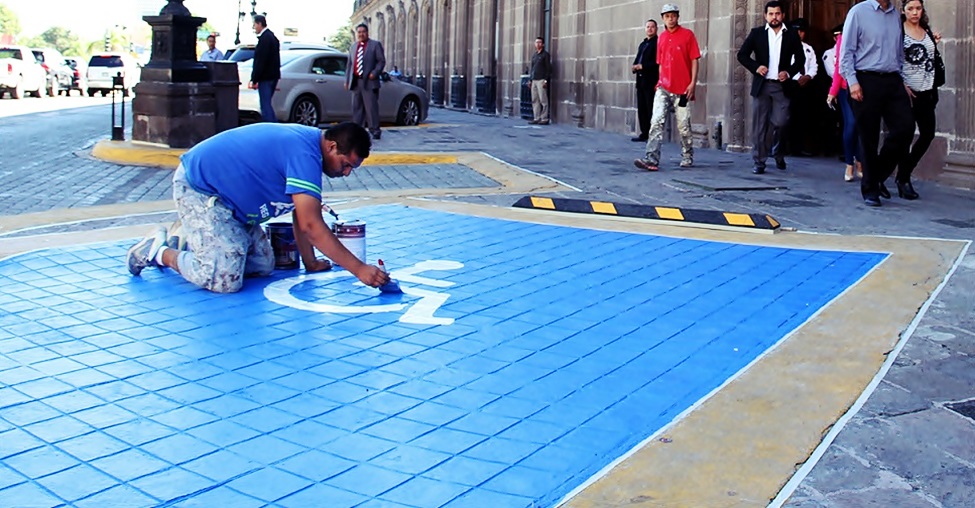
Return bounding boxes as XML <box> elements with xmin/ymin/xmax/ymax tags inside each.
<box><xmin>0</xmin><ymin>45</ymin><xmax>46</xmax><ymax>99</ymax></box>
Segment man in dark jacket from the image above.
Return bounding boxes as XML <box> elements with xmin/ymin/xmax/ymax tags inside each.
<box><xmin>631</xmin><ymin>19</ymin><xmax>659</xmax><ymax>141</ymax></box>
<box><xmin>529</xmin><ymin>37</ymin><xmax>551</xmax><ymax>125</ymax></box>
<box><xmin>345</xmin><ymin>24</ymin><xmax>386</xmax><ymax>140</ymax></box>
<box><xmin>249</xmin><ymin>14</ymin><xmax>281</xmax><ymax>123</ymax></box>
<box><xmin>736</xmin><ymin>0</ymin><xmax>805</xmax><ymax>174</ymax></box>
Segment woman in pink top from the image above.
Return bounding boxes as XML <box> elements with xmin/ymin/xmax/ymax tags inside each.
<box><xmin>825</xmin><ymin>25</ymin><xmax>861</xmax><ymax>182</ymax></box>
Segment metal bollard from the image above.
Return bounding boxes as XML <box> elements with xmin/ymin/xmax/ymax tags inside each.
<box><xmin>111</xmin><ymin>73</ymin><xmax>125</xmax><ymax>141</ymax></box>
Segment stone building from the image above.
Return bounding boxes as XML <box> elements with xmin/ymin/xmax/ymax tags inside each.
<box><xmin>350</xmin><ymin>0</ymin><xmax>974</xmax><ymax>188</ymax></box>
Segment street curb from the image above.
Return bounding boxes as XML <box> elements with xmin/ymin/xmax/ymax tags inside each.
<box><xmin>512</xmin><ymin>195</ymin><xmax>781</xmax><ymax>232</ymax></box>
<box><xmin>91</xmin><ymin>140</ymin><xmax>458</xmax><ymax>169</ymax></box>
<box><xmin>91</xmin><ymin>140</ymin><xmax>183</xmax><ymax>169</ymax></box>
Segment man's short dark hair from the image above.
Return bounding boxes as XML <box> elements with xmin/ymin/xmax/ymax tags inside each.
<box><xmin>536</xmin><ymin>37</ymin><xmax>544</xmax><ymax>42</ymax></box>
<box><xmin>646</xmin><ymin>19</ymin><xmax>658</xmax><ymax>26</ymax></box>
<box><xmin>253</xmin><ymin>14</ymin><xmax>267</xmax><ymax>27</ymax></box>
<box><xmin>325</xmin><ymin>122</ymin><xmax>371</xmax><ymax>160</ymax></box>
<box><xmin>765</xmin><ymin>1</ymin><xmax>783</xmax><ymax>12</ymax></box>
<box><xmin>356</xmin><ymin>23</ymin><xmax>369</xmax><ymax>33</ymax></box>
<box><xmin>207</xmin><ymin>34</ymin><xmax>216</xmax><ymax>41</ymax></box>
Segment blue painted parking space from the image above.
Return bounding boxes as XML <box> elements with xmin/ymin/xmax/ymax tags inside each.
<box><xmin>0</xmin><ymin>205</ymin><xmax>886</xmax><ymax>507</ymax></box>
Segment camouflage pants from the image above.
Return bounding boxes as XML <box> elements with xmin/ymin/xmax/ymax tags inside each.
<box><xmin>172</xmin><ymin>165</ymin><xmax>274</xmax><ymax>293</ymax></box>
<box><xmin>645</xmin><ymin>88</ymin><xmax>694</xmax><ymax>165</ymax></box>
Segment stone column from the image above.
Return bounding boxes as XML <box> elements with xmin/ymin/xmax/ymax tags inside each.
<box><xmin>936</xmin><ymin>0</ymin><xmax>975</xmax><ymax>188</ymax></box>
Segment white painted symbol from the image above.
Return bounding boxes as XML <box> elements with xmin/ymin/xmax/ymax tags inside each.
<box><xmin>263</xmin><ymin>260</ymin><xmax>464</xmax><ymax>325</ymax></box>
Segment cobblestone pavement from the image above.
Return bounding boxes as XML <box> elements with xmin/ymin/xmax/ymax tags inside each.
<box><xmin>2</xmin><ymin>105</ymin><xmax>973</xmax><ymax>506</ymax></box>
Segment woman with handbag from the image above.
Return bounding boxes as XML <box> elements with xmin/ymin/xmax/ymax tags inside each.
<box><xmin>826</xmin><ymin>24</ymin><xmax>862</xmax><ymax>183</ymax></box>
<box><xmin>895</xmin><ymin>0</ymin><xmax>943</xmax><ymax>200</ymax></box>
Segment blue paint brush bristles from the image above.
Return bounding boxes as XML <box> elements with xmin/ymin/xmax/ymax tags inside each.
<box><xmin>377</xmin><ymin>259</ymin><xmax>403</xmax><ymax>294</ymax></box>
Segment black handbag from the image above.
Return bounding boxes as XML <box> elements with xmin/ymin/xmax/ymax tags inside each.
<box><xmin>927</xmin><ymin>29</ymin><xmax>946</xmax><ymax>88</ymax></box>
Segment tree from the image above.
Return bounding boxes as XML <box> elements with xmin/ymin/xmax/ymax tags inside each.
<box><xmin>40</xmin><ymin>27</ymin><xmax>82</xmax><ymax>55</ymax></box>
<box><xmin>328</xmin><ymin>21</ymin><xmax>353</xmax><ymax>53</ymax></box>
<box><xmin>0</xmin><ymin>3</ymin><xmax>22</xmax><ymax>42</ymax></box>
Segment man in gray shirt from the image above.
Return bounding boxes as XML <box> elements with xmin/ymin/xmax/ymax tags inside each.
<box><xmin>840</xmin><ymin>0</ymin><xmax>914</xmax><ymax>207</ymax></box>
<box><xmin>529</xmin><ymin>37</ymin><xmax>552</xmax><ymax>125</ymax></box>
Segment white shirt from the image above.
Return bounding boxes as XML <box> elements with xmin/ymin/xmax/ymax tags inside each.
<box><xmin>822</xmin><ymin>45</ymin><xmax>837</xmax><ymax>79</ymax></box>
<box><xmin>200</xmin><ymin>48</ymin><xmax>225</xmax><ymax>62</ymax></box>
<box><xmin>766</xmin><ymin>24</ymin><xmax>786</xmax><ymax>79</ymax></box>
<box><xmin>792</xmin><ymin>41</ymin><xmax>818</xmax><ymax>80</ymax></box>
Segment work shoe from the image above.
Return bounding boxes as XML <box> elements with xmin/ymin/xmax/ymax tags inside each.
<box><xmin>679</xmin><ymin>158</ymin><xmax>693</xmax><ymax>168</ymax></box>
<box><xmin>127</xmin><ymin>226</ymin><xmax>167</xmax><ymax>276</ymax></box>
<box><xmin>633</xmin><ymin>158</ymin><xmax>659</xmax><ymax>171</ymax></box>
<box><xmin>166</xmin><ymin>219</ymin><xmax>187</xmax><ymax>251</ymax></box>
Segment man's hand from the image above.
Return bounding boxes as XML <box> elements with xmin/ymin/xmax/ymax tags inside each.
<box><xmin>542</xmin><ymin>80</ymin><xmax>547</xmax><ymax>89</ymax></box>
<box><xmin>303</xmin><ymin>258</ymin><xmax>332</xmax><ymax>273</ymax></box>
<box><xmin>368</xmin><ymin>72</ymin><xmax>375</xmax><ymax>80</ymax></box>
<box><xmin>344</xmin><ymin>82</ymin><xmax>348</xmax><ymax>91</ymax></box>
<box><xmin>632</xmin><ymin>64</ymin><xmax>643</xmax><ymax>72</ymax></box>
<box><xmin>850</xmin><ymin>83</ymin><xmax>863</xmax><ymax>102</ymax></box>
<box><xmin>354</xmin><ymin>264</ymin><xmax>390</xmax><ymax>288</ymax></box>
<box><xmin>248</xmin><ymin>81</ymin><xmax>257</xmax><ymax>90</ymax></box>
<box><xmin>685</xmin><ymin>84</ymin><xmax>696</xmax><ymax>100</ymax></box>
<box><xmin>777</xmin><ymin>71</ymin><xmax>790</xmax><ymax>82</ymax></box>
<box><xmin>757</xmin><ymin>65</ymin><xmax>769</xmax><ymax>77</ymax></box>
<box><xmin>798</xmin><ymin>75</ymin><xmax>812</xmax><ymax>86</ymax></box>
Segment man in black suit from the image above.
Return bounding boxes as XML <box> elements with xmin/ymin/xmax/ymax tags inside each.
<box><xmin>249</xmin><ymin>14</ymin><xmax>280</xmax><ymax>123</ymax></box>
<box><xmin>736</xmin><ymin>1</ymin><xmax>805</xmax><ymax>174</ymax></box>
<box><xmin>345</xmin><ymin>24</ymin><xmax>387</xmax><ymax>140</ymax></box>
<box><xmin>631</xmin><ymin>19</ymin><xmax>659</xmax><ymax>142</ymax></box>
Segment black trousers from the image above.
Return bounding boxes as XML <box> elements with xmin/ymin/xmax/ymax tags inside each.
<box><xmin>850</xmin><ymin>72</ymin><xmax>914</xmax><ymax>198</ymax></box>
<box><xmin>636</xmin><ymin>85</ymin><xmax>655</xmax><ymax>138</ymax></box>
<box><xmin>897</xmin><ymin>88</ymin><xmax>938</xmax><ymax>182</ymax></box>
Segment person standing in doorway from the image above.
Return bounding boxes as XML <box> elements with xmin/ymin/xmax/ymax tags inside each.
<box><xmin>199</xmin><ymin>34</ymin><xmax>224</xmax><ymax>62</ymax></box>
<box><xmin>784</xmin><ymin>18</ymin><xmax>818</xmax><ymax>158</ymax></box>
<box><xmin>345</xmin><ymin>23</ymin><xmax>386</xmax><ymax>140</ymax></box>
<box><xmin>736</xmin><ymin>1</ymin><xmax>805</xmax><ymax>174</ymax></box>
<box><xmin>840</xmin><ymin>0</ymin><xmax>914</xmax><ymax>207</ymax></box>
<box><xmin>633</xmin><ymin>3</ymin><xmax>701</xmax><ymax>171</ymax></box>
<box><xmin>249</xmin><ymin>15</ymin><xmax>280</xmax><ymax>123</ymax></box>
<box><xmin>631</xmin><ymin>19</ymin><xmax>659</xmax><ymax>142</ymax></box>
<box><xmin>529</xmin><ymin>37</ymin><xmax>552</xmax><ymax>125</ymax></box>
<box><xmin>893</xmin><ymin>0</ymin><xmax>942</xmax><ymax>200</ymax></box>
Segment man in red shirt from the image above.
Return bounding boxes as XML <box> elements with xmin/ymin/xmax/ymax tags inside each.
<box><xmin>634</xmin><ymin>3</ymin><xmax>701</xmax><ymax>171</ymax></box>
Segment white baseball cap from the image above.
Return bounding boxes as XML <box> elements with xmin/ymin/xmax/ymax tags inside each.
<box><xmin>661</xmin><ymin>3</ymin><xmax>680</xmax><ymax>15</ymax></box>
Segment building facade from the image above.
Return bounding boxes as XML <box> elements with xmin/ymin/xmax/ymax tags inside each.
<box><xmin>351</xmin><ymin>0</ymin><xmax>975</xmax><ymax>188</ymax></box>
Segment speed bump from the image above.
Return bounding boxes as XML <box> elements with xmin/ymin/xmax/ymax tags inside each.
<box><xmin>513</xmin><ymin>195</ymin><xmax>781</xmax><ymax>231</ymax></box>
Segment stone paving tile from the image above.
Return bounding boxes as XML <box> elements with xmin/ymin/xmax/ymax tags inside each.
<box><xmin>0</xmin><ymin>205</ymin><xmax>884</xmax><ymax>506</ymax></box>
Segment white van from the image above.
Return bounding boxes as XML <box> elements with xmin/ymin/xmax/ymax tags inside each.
<box><xmin>86</xmin><ymin>53</ymin><xmax>139</xmax><ymax>96</ymax></box>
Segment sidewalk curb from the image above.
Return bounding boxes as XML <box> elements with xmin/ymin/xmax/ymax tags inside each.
<box><xmin>90</xmin><ymin>140</ymin><xmax>460</xmax><ymax>169</ymax></box>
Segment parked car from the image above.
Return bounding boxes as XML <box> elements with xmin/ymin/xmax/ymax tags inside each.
<box><xmin>31</xmin><ymin>48</ymin><xmax>73</xmax><ymax>96</ymax></box>
<box><xmin>238</xmin><ymin>49</ymin><xmax>427</xmax><ymax>127</ymax></box>
<box><xmin>63</xmin><ymin>56</ymin><xmax>87</xmax><ymax>96</ymax></box>
<box><xmin>225</xmin><ymin>41</ymin><xmax>338</xmax><ymax>63</ymax></box>
<box><xmin>86</xmin><ymin>53</ymin><xmax>139</xmax><ymax>96</ymax></box>
<box><xmin>0</xmin><ymin>45</ymin><xmax>46</xmax><ymax>99</ymax></box>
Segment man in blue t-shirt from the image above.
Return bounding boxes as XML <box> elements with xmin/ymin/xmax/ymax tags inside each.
<box><xmin>125</xmin><ymin>121</ymin><xmax>390</xmax><ymax>293</ymax></box>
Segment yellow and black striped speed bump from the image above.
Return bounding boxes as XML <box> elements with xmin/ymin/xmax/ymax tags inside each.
<box><xmin>512</xmin><ymin>196</ymin><xmax>781</xmax><ymax>231</ymax></box>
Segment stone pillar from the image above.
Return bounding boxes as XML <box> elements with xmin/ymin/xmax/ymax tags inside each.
<box><xmin>132</xmin><ymin>0</ymin><xmax>215</xmax><ymax>148</ymax></box>
<box><xmin>933</xmin><ymin>1</ymin><xmax>975</xmax><ymax>189</ymax></box>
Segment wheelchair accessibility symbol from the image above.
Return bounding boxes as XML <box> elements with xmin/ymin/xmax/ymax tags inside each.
<box><xmin>263</xmin><ymin>260</ymin><xmax>464</xmax><ymax>326</ymax></box>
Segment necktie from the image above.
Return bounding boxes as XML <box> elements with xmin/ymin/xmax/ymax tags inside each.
<box><xmin>356</xmin><ymin>43</ymin><xmax>365</xmax><ymax>77</ymax></box>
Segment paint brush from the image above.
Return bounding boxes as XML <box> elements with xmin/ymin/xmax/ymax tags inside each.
<box><xmin>321</xmin><ymin>202</ymin><xmax>340</xmax><ymax>221</ymax></box>
<box><xmin>377</xmin><ymin>259</ymin><xmax>403</xmax><ymax>294</ymax></box>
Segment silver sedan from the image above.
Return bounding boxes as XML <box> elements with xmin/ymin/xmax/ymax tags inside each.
<box><xmin>238</xmin><ymin>49</ymin><xmax>428</xmax><ymax>126</ymax></box>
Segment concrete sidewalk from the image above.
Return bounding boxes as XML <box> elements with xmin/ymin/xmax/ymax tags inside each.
<box><xmin>1</xmin><ymin>107</ymin><xmax>973</xmax><ymax>507</ymax></box>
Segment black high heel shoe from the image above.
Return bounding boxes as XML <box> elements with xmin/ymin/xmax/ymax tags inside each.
<box><xmin>897</xmin><ymin>181</ymin><xmax>919</xmax><ymax>200</ymax></box>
